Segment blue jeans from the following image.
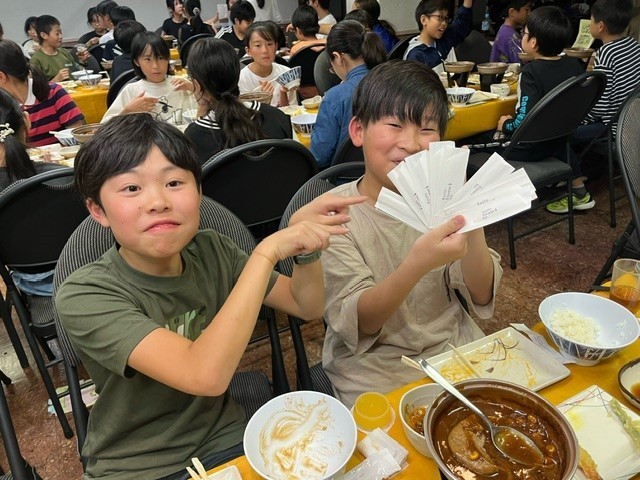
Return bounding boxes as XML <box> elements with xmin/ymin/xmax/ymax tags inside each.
<box><xmin>158</xmin><ymin>443</ymin><xmax>245</xmax><ymax>480</ymax></box>
<box><xmin>568</xmin><ymin>122</ymin><xmax>609</xmax><ymax>177</ymax></box>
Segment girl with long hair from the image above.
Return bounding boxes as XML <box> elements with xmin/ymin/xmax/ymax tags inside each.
<box><xmin>310</xmin><ymin>19</ymin><xmax>387</xmax><ymax>167</ymax></box>
<box><xmin>178</xmin><ymin>0</ymin><xmax>214</xmax><ymax>44</ymax></box>
<box><xmin>184</xmin><ymin>37</ymin><xmax>291</xmax><ymax>164</ymax></box>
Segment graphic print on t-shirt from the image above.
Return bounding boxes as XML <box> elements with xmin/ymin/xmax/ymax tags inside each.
<box><xmin>165</xmin><ymin>306</ymin><xmax>208</xmax><ymax>340</ymax></box>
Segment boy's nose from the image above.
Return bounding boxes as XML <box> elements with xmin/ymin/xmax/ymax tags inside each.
<box><xmin>146</xmin><ymin>189</ymin><xmax>171</xmax><ymax>212</ymax></box>
<box><xmin>398</xmin><ymin>129</ymin><xmax>421</xmax><ymax>154</ymax></box>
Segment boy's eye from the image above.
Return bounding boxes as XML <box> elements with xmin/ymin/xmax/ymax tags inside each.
<box><xmin>167</xmin><ymin>180</ymin><xmax>182</xmax><ymax>187</ymax></box>
<box><xmin>124</xmin><ymin>185</ymin><xmax>139</xmax><ymax>192</ymax></box>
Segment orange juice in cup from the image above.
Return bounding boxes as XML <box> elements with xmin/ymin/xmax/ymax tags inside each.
<box><xmin>353</xmin><ymin>391</ymin><xmax>391</xmax><ymax>431</ymax></box>
<box><xmin>298</xmin><ymin>133</ymin><xmax>311</xmax><ymax>148</ymax></box>
<box><xmin>610</xmin><ymin>259</ymin><xmax>640</xmax><ymax>314</ymax></box>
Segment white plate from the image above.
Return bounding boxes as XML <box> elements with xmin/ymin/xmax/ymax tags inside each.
<box><xmin>426</xmin><ymin>326</ymin><xmax>570</xmax><ymax>390</ymax></box>
<box><xmin>558</xmin><ymin>385</ymin><xmax>640</xmax><ymax>480</ymax></box>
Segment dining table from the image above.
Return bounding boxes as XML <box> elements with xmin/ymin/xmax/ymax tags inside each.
<box><xmin>69</xmin><ymin>86</ymin><xmax>108</xmax><ymax>125</ymax></box>
<box><xmin>207</xmin><ymin>321</ymin><xmax>640</xmax><ymax>479</ymax></box>
<box><xmin>444</xmin><ymin>94</ymin><xmax>518</xmax><ymax>142</ymax></box>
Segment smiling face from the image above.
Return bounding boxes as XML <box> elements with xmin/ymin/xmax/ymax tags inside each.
<box><xmin>87</xmin><ymin>146</ymin><xmax>201</xmax><ymax>276</ymax></box>
<box><xmin>246</xmin><ymin>31</ymin><xmax>277</xmax><ymax>69</ymax></box>
<box><xmin>420</xmin><ymin>10</ymin><xmax>449</xmax><ymax>43</ymax></box>
<box><xmin>135</xmin><ymin>45</ymin><xmax>169</xmax><ymax>83</ymax></box>
<box><xmin>349</xmin><ymin>114</ymin><xmax>441</xmax><ymax>196</ymax></box>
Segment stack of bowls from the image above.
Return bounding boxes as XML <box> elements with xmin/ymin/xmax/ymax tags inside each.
<box><xmin>477</xmin><ymin>62</ymin><xmax>508</xmax><ymax>91</ymax></box>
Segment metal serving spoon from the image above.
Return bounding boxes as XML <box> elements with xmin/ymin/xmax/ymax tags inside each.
<box><xmin>417</xmin><ymin>357</ymin><xmax>544</xmax><ymax>465</ymax></box>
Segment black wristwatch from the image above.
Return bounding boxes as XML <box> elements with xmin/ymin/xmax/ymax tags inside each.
<box><xmin>293</xmin><ymin>251</ymin><xmax>322</xmax><ymax>265</ymax></box>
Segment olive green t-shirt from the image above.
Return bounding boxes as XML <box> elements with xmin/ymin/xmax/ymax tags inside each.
<box><xmin>56</xmin><ymin>230</ymin><xmax>279</xmax><ymax>479</ymax></box>
<box><xmin>30</xmin><ymin>47</ymin><xmax>81</xmax><ymax>80</ymax></box>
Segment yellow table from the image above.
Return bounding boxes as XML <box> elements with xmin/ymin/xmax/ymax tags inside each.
<box><xmin>444</xmin><ymin>95</ymin><xmax>518</xmax><ymax>141</ymax></box>
<box><xmin>69</xmin><ymin>86</ymin><xmax>108</xmax><ymax>124</ymax></box>
<box><xmin>209</xmin><ymin>322</ymin><xmax>640</xmax><ymax>479</ymax></box>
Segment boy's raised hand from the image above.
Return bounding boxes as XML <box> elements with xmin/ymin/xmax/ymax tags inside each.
<box><xmin>410</xmin><ymin>215</ymin><xmax>468</xmax><ymax>272</ymax></box>
<box><xmin>124</xmin><ymin>91</ymin><xmax>159</xmax><ymax>114</ymax></box>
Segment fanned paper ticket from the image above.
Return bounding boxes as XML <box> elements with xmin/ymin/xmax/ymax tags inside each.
<box><xmin>374</xmin><ymin>142</ymin><xmax>537</xmax><ymax>233</ymax></box>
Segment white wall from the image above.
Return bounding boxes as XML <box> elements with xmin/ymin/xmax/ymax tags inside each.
<box><xmin>1</xmin><ymin>0</ymin><xmax>299</xmax><ymax>43</ymax></box>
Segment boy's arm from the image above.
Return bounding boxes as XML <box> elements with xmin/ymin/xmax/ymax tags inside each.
<box><xmin>310</xmin><ymin>96</ymin><xmax>341</xmax><ymax>168</ymax></box>
<box><xmin>357</xmin><ymin>216</ymin><xmax>468</xmax><ymax>335</ymax></box>
<box><xmin>583</xmin><ymin>55</ymin><xmax>611</xmax><ymax>124</ymax></box>
<box><xmin>440</xmin><ymin>2</ymin><xmax>474</xmax><ymax>54</ymax></box>
<box><xmin>501</xmin><ymin>67</ymin><xmax>541</xmax><ymax>134</ymax></box>
<box><xmin>460</xmin><ymin>228</ymin><xmax>494</xmax><ymax>305</ymax></box>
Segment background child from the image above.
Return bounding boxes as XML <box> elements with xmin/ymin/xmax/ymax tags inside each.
<box><xmin>56</xmin><ymin>112</ymin><xmax>361</xmax><ymax>478</ymax></box>
<box><xmin>111</xmin><ymin>20</ymin><xmax>147</xmax><ymax>80</ymax></box>
<box><xmin>22</xmin><ymin>16</ymin><xmax>39</xmax><ymax>56</ymax></box>
<box><xmin>184</xmin><ymin>38</ymin><xmax>291</xmax><ymax>164</ymax></box>
<box><xmin>102</xmin><ymin>32</ymin><xmax>196</xmax><ymax>124</ymax></box>
<box><xmin>310</xmin><ymin>20</ymin><xmax>387</xmax><ymax>168</ymax></box>
<box><xmin>353</xmin><ymin>0</ymin><xmax>398</xmax><ymax>52</ymax></box>
<box><xmin>29</xmin><ymin>15</ymin><xmax>89</xmax><ymax>82</ymax></box>
<box><xmin>289</xmin><ymin>5</ymin><xmax>325</xmax><ymax>57</ymax></box>
<box><xmin>78</xmin><ymin>7</ymin><xmax>107</xmax><ymax>48</ymax></box>
<box><xmin>162</xmin><ymin>0</ymin><xmax>188</xmax><ymax>39</ymax></box>
<box><xmin>404</xmin><ymin>0</ymin><xmax>474</xmax><ymax>71</ymax></box>
<box><xmin>0</xmin><ymin>40</ymin><xmax>85</xmax><ymax>147</ymax></box>
<box><xmin>490</xmin><ymin>0</ymin><xmax>531</xmax><ymax>63</ymax></box>
<box><xmin>321</xmin><ymin>60</ymin><xmax>501</xmax><ymax>406</ymax></box>
<box><xmin>238</xmin><ymin>22</ymin><xmax>297</xmax><ymax>107</ymax></box>
<box><xmin>178</xmin><ymin>0</ymin><xmax>214</xmax><ymax>45</ymax></box>
<box><xmin>214</xmin><ymin>0</ymin><xmax>256</xmax><ymax>57</ymax></box>
<box><xmin>96</xmin><ymin>0</ymin><xmax>118</xmax><ymax>46</ymax></box>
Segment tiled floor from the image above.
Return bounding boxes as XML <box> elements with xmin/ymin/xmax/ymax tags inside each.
<box><xmin>0</xmin><ymin>175</ymin><xmax>631</xmax><ymax>479</ymax></box>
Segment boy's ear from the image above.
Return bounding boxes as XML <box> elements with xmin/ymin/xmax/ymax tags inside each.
<box><xmin>86</xmin><ymin>198</ymin><xmax>110</xmax><ymax>228</ymax></box>
<box><xmin>419</xmin><ymin>14</ymin><xmax>428</xmax><ymax>26</ymax></box>
<box><xmin>349</xmin><ymin>117</ymin><xmax>365</xmax><ymax>147</ymax></box>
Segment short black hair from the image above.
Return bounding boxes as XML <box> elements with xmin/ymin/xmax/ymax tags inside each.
<box><xmin>500</xmin><ymin>0</ymin><xmax>531</xmax><ymax>18</ymax></box>
<box><xmin>96</xmin><ymin>0</ymin><xmax>119</xmax><ymax>17</ymax></box>
<box><xmin>245</xmin><ymin>21</ymin><xmax>278</xmax><ymax>47</ymax></box>
<box><xmin>24</xmin><ymin>16</ymin><xmax>38</xmax><ymax>35</ymax></box>
<box><xmin>166</xmin><ymin>0</ymin><xmax>183</xmax><ymax>10</ymax></box>
<box><xmin>114</xmin><ymin>20</ymin><xmax>147</xmax><ymax>54</ymax></box>
<box><xmin>110</xmin><ymin>5</ymin><xmax>136</xmax><ymax>26</ymax></box>
<box><xmin>131</xmin><ymin>32</ymin><xmax>170</xmax><ymax>78</ymax></box>
<box><xmin>343</xmin><ymin>9</ymin><xmax>374</xmax><ymax>30</ymax></box>
<box><xmin>415</xmin><ymin>0</ymin><xmax>449</xmax><ymax>30</ymax></box>
<box><xmin>352</xmin><ymin>59</ymin><xmax>448</xmax><ymax>135</ymax></box>
<box><xmin>292</xmin><ymin>5</ymin><xmax>320</xmax><ymax>37</ymax></box>
<box><xmin>356</xmin><ymin>0</ymin><xmax>380</xmax><ymax>22</ymax></box>
<box><xmin>35</xmin><ymin>15</ymin><xmax>60</xmax><ymax>45</ymax></box>
<box><xmin>591</xmin><ymin>0</ymin><xmax>633</xmax><ymax>34</ymax></box>
<box><xmin>87</xmin><ymin>7</ymin><xmax>99</xmax><ymax>25</ymax></box>
<box><xmin>316</xmin><ymin>0</ymin><xmax>331</xmax><ymax>9</ymax></box>
<box><xmin>75</xmin><ymin>113</ymin><xmax>202</xmax><ymax>206</ymax></box>
<box><xmin>526</xmin><ymin>6</ymin><xmax>572</xmax><ymax>57</ymax></box>
<box><xmin>230</xmin><ymin>0</ymin><xmax>256</xmax><ymax>23</ymax></box>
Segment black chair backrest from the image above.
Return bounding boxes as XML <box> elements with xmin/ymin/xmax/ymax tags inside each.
<box><xmin>201</xmin><ymin>139</ymin><xmax>318</xmax><ymax>231</ymax></box>
<box><xmin>504</xmin><ymin>71</ymin><xmax>606</xmax><ymax>156</ymax></box>
<box><xmin>107</xmin><ymin>69</ymin><xmax>137</xmax><ymax>107</ymax></box>
<box><xmin>616</xmin><ymin>88</ymin><xmax>640</xmax><ymax>234</ymax></box>
<box><xmin>331</xmin><ymin>136</ymin><xmax>364</xmax><ymax>166</ymax></box>
<box><xmin>313</xmin><ymin>51</ymin><xmax>340</xmax><ymax>95</ymax></box>
<box><xmin>388</xmin><ymin>36</ymin><xmax>412</xmax><ymax>60</ymax></box>
<box><xmin>179</xmin><ymin>33</ymin><xmax>214</xmax><ymax>67</ymax></box>
<box><xmin>454</xmin><ymin>30</ymin><xmax>492</xmax><ymax>66</ymax></box>
<box><xmin>88</xmin><ymin>43</ymin><xmax>103</xmax><ymax>63</ymax></box>
<box><xmin>289</xmin><ymin>44</ymin><xmax>325</xmax><ymax>87</ymax></box>
<box><xmin>0</xmin><ymin>169</ymin><xmax>88</xmax><ymax>271</ymax></box>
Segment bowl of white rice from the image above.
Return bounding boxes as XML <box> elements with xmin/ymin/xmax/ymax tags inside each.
<box><xmin>539</xmin><ymin>292</ymin><xmax>639</xmax><ymax>366</ymax></box>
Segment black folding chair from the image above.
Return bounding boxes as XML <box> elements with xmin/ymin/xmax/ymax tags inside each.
<box><xmin>313</xmin><ymin>51</ymin><xmax>340</xmax><ymax>95</ymax></box>
<box><xmin>288</xmin><ymin>43</ymin><xmax>325</xmax><ymax>98</ymax></box>
<box><xmin>592</xmin><ymin>87</ymin><xmax>640</xmax><ymax>286</ymax></box>
<box><xmin>0</xmin><ymin>169</ymin><xmax>90</xmax><ymax>439</ymax></box>
<box><xmin>53</xmin><ymin>197</ymin><xmax>289</xmax><ymax>468</ymax></box>
<box><xmin>330</xmin><ymin>136</ymin><xmax>364</xmax><ymax>166</ymax></box>
<box><xmin>201</xmin><ymin>139</ymin><xmax>318</xmax><ymax>239</ymax></box>
<box><xmin>468</xmin><ymin>71</ymin><xmax>607</xmax><ymax>269</ymax></box>
<box><xmin>277</xmin><ymin>162</ymin><xmax>366</xmax><ymax>393</ymax></box>
<box><xmin>454</xmin><ymin>30</ymin><xmax>492</xmax><ymax>66</ymax></box>
<box><xmin>179</xmin><ymin>33</ymin><xmax>214</xmax><ymax>67</ymax></box>
<box><xmin>387</xmin><ymin>36</ymin><xmax>412</xmax><ymax>60</ymax></box>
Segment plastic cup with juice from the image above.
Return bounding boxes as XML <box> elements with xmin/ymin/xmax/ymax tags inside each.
<box><xmin>610</xmin><ymin>258</ymin><xmax>640</xmax><ymax>314</ymax></box>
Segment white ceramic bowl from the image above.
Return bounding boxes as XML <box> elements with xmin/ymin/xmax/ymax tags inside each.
<box><xmin>445</xmin><ymin>87</ymin><xmax>475</xmax><ymax>107</ymax></box>
<box><xmin>490</xmin><ymin>83</ymin><xmax>511</xmax><ymax>97</ymax></box>
<box><xmin>539</xmin><ymin>292</ymin><xmax>640</xmax><ymax>365</ymax></box>
<box><xmin>244</xmin><ymin>391</ymin><xmax>356</xmax><ymax>480</ymax></box>
<box><xmin>398</xmin><ymin>383</ymin><xmax>443</xmax><ymax>457</ymax></box>
<box><xmin>301</xmin><ymin>95</ymin><xmax>322</xmax><ymax>111</ymax></box>
<box><xmin>619</xmin><ymin>358</ymin><xmax>640</xmax><ymax>409</ymax></box>
<box><xmin>71</xmin><ymin>70</ymin><xmax>94</xmax><ymax>80</ymax></box>
<box><xmin>59</xmin><ymin>145</ymin><xmax>80</xmax><ymax>158</ymax></box>
<box><xmin>52</xmin><ymin>128</ymin><xmax>79</xmax><ymax>146</ymax></box>
<box><xmin>291</xmin><ymin>113</ymin><xmax>317</xmax><ymax>135</ymax></box>
<box><xmin>275</xmin><ymin>66</ymin><xmax>302</xmax><ymax>90</ymax></box>
<box><xmin>76</xmin><ymin>74</ymin><xmax>102</xmax><ymax>87</ymax></box>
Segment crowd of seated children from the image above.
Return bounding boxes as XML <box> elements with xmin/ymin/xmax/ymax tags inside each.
<box><xmin>353</xmin><ymin>0</ymin><xmax>398</xmax><ymax>52</ymax></box>
<box><xmin>102</xmin><ymin>32</ymin><xmax>195</xmax><ymax>124</ymax></box>
<box><xmin>162</xmin><ymin>0</ymin><xmax>188</xmax><ymax>39</ymax></box>
<box><xmin>311</xmin><ymin>19</ymin><xmax>386</xmax><ymax>168</ymax></box>
<box><xmin>56</xmin><ymin>110</ymin><xmax>362</xmax><ymax>478</ymax></box>
<box><xmin>111</xmin><ymin>20</ymin><xmax>147</xmax><ymax>80</ymax></box>
<box><xmin>238</xmin><ymin>22</ymin><xmax>297</xmax><ymax>107</ymax></box>
<box><xmin>29</xmin><ymin>15</ymin><xmax>90</xmax><ymax>82</ymax></box>
<box><xmin>404</xmin><ymin>0</ymin><xmax>474</xmax><ymax>71</ymax></box>
<box><xmin>320</xmin><ymin>59</ymin><xmax>501</xmax><ymax>406</ymax></box>
<box><xmin>0</xmin><ymin>40</ymin><xmax>84</xmax><ymax>147</ymax></box>
<box><xmin>78</xmin><ymin>7</ymin><xmax>107</xmax><ymax>48</ymax></box>
<box><xmin>490</xmin><ymin>0</ymin><xmax>531</xmax><ymax>63</ymax></box>
<box><xmin>184</xmin><ymin>37</ymin><xmax>291</xmax><ymax>164</ymax></box>
<box><xmin>215</xmin><ymin>0</ymin><xmax>256</xmax><ymax>58</ymax></box>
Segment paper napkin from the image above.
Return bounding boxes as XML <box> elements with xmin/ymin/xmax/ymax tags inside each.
<box><xmin>375</xmin><ymin>143</ymin><xmax>536</xmax><ymax>233</ymax></box>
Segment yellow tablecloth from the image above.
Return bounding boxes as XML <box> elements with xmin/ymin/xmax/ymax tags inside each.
<box><xmin>209</xmin><ymin>322</ymin><xmax>640</xmax><ymax>479</ymax></box>
<box><xmin>444</xmin><ymin>95</ymin><xmax>518</xmax><ymax>141</ymax></box>
<box><xmin>69</xmin><ymin>86</ymin><xmax>108</xmax><ymax>124</ymax></box>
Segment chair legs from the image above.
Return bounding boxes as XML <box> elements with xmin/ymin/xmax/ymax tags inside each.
<box><xmin>8</xmin><ymin>288</ymin><xmax>73</xmax><ymax>439</ymax></box>
<box><xmin>65</xmin><ymin>363</ymin><xmax>89</xmax><ymax>466</ymax></box>
<box><xmin>0</xmin><ymin>294</ymin><xmax>29</xmax><ymax>369</ymax></box>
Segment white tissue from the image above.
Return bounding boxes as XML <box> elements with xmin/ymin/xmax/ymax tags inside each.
<box><xmin>357</xmin><ymin>428</ymin><xmax>409</xmax><ymax>466</ymax></box>
<box><xmin>337</xmin><ymin>449</ymin><xmax>401</xmax><ymax>480</ymax></box>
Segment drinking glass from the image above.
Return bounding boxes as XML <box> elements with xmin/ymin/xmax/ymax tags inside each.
<box><xmin>352</xmin><ymin>391</ymin><xmax>391</xmax><ymax>431</ymax></box>
<box><xmin>610</xmin><ymin>258</ymin><xmax>640</xmax><ymax>314</ymax></box>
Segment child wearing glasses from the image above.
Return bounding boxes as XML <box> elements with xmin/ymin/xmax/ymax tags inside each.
<box><xmin>321</xmin><ymin>60</ymin><xmax>501</xmax><ymax>407</ymax></box>
<box><xmin>490</xmin><ymin>0</ymin><xmax>531</xmax><ymax>63</ymax></box>
<box><xmin>56</xmin><ymin>112</ymin><xmax>363</xmax><ymax>478</ymax></box>
<box><xmin>102</xmin><ymin>32</ymin><xmax>196</xmax><ymax>125</ymax></box>
<box><xmin>404</xmin><ymin>0</ymin><xmax>474</xmax><ymax>71</ymax></box>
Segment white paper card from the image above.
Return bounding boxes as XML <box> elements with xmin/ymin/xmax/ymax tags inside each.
<box><xmin>375</xmin><ymin>143</ymin><xmax>536</xmax><ymax>233</ymax></box>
